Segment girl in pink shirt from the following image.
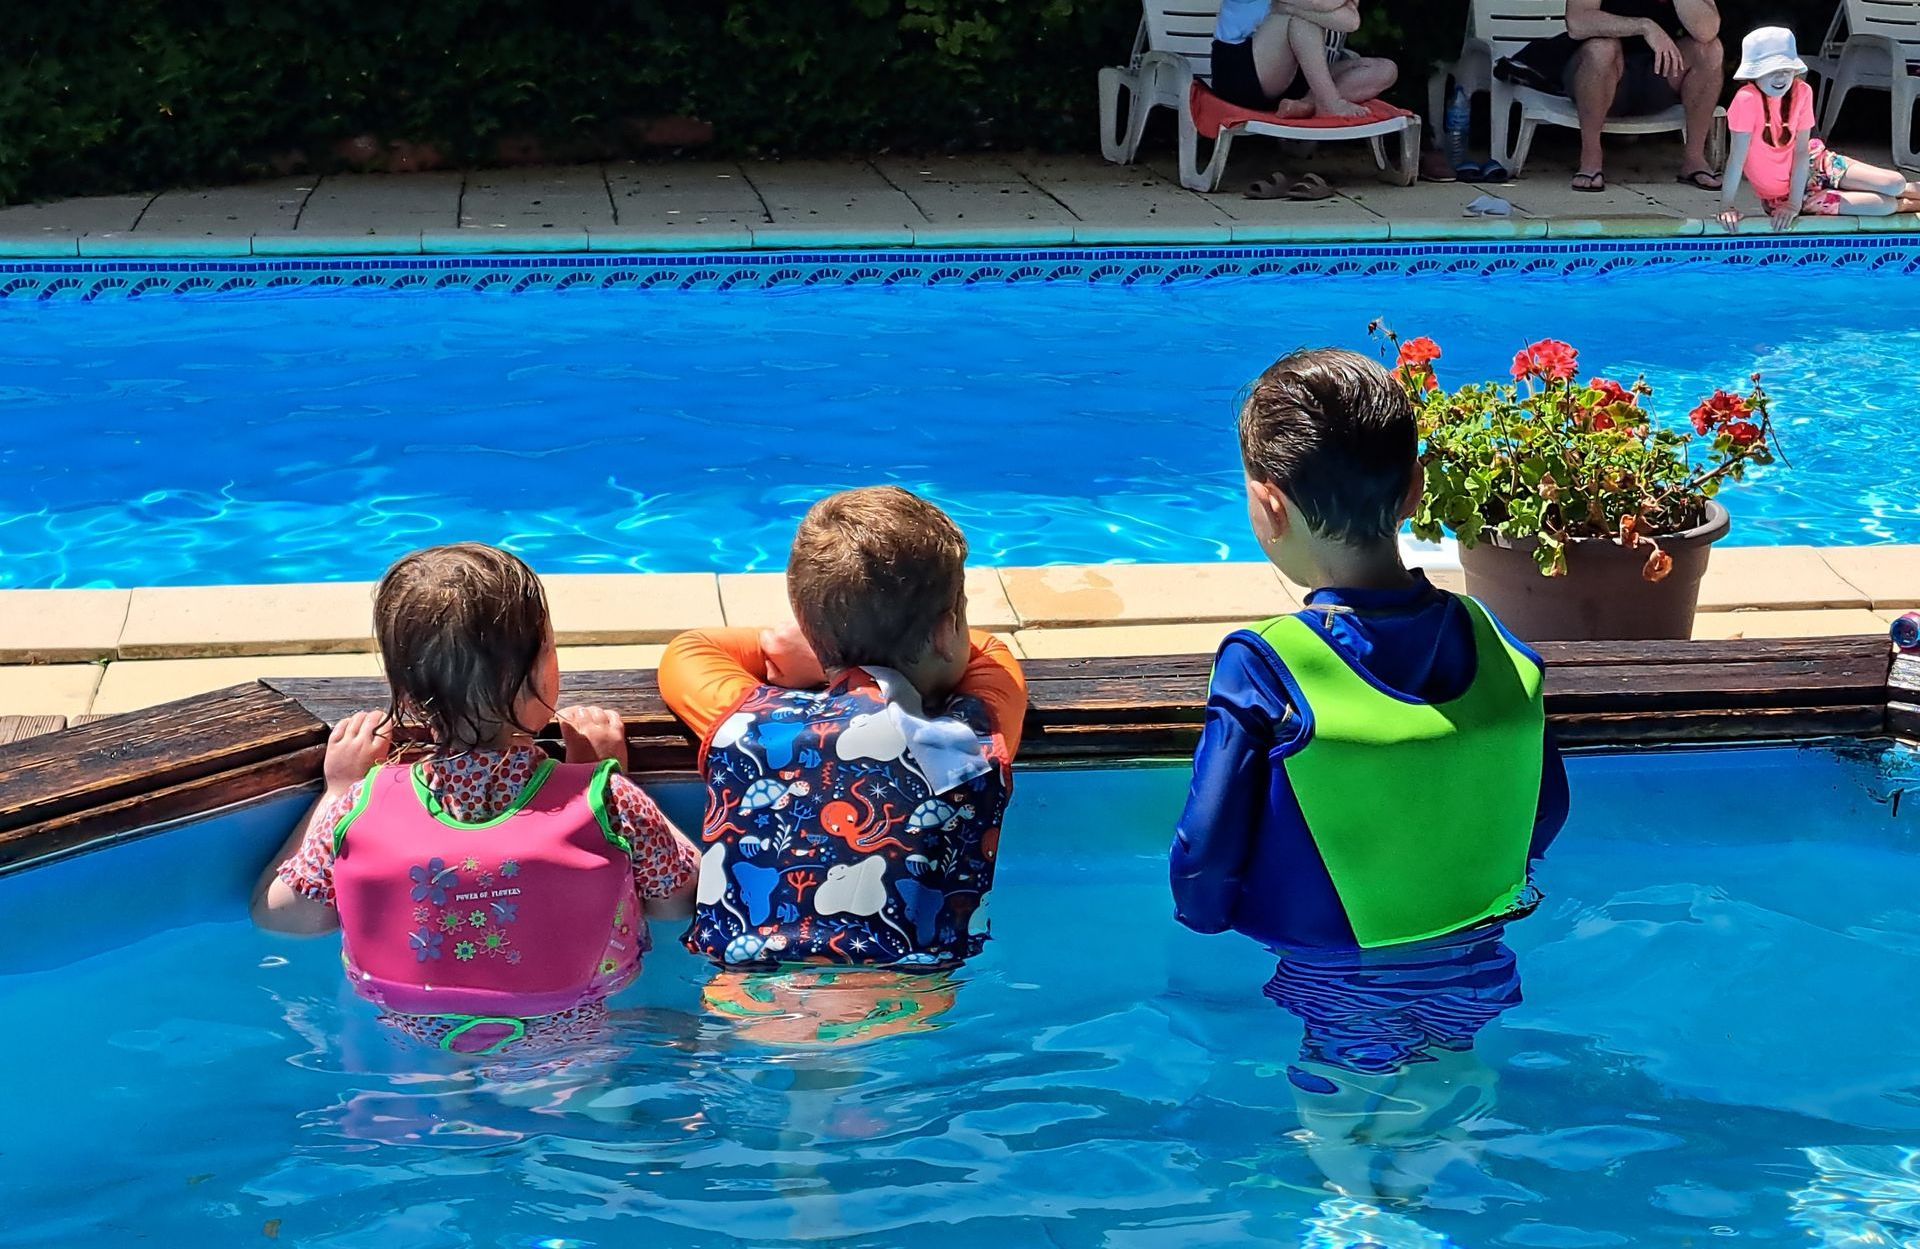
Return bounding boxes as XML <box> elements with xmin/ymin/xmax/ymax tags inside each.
<box><xmin>1720</xmin><ymin>26</ymin><xmax>1920</xmax><ymax>230</ymax></box>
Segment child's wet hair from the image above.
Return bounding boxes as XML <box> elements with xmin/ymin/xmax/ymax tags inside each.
<box><xmin>787</xmin><ymin>486</ymin><xmax>967</xmax><ymax>672</ymax></box>
<box><xmin>1238</xmin><ymin>347</ymin><xmax>1417</xmax><ymax>543</ymax></box>
<box><xmin>373</xmin><ymin>543</ymin><xmax>552</xmax><ymax>751</ymax></box>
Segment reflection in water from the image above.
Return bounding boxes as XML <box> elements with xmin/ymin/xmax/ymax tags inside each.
<box><xmin>1790</xmin><ymin>1146</ymin><xmax>1920</xmax><ymax>1247</ymax></box>
<box><xmin>1266</xmin><ymin>928</ymin><xmax>1522</xmax><ymax>1230</ymax></box>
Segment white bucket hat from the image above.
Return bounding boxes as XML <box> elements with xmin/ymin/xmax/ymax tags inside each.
<box><xmin>1735</xmin><ymin>26</ymin><xmax>1808</xmax><ymax>79</ymax></box>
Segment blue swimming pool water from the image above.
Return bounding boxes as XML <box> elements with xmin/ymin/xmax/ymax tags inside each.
<box><xmin>1</xmin><ymin>256</ymin><xmax>1915</xmax><ymax>588</ymax></box>
<box><xmin>4</xmin><ymin>744</ymin><xmax>1920</xmax><ymax>1247</ymax></box>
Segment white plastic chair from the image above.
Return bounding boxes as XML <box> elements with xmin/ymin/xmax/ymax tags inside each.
<box><xmin>1807</xmin><ymin>2</ymin><xmax>1867</xmax><ymax>119</ymax></box>
<box><xmin>1821</xmin><ymin>0</ymin><xmax>1920</xmax><ymax>167</ymax></box>
<box><xmin>1427</xmin><ymin>0</ymin><xmax>1711</xmax><ymax>175</ymax></box>
<box><xmin>1097</xmin><ymin>0</ymin><xmax>1419</xmax><ymax>190</ymax></box>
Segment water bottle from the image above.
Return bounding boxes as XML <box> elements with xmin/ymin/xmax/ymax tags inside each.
<box><xmin>1892</xmin><ymin>612</ymin><xmax>1920</xmax><ymax>651</ymax></box>
<box><xmin>1445</xmin><ymin>84</ymin><xmax>1471</xmax><ymax>170</ymax></box>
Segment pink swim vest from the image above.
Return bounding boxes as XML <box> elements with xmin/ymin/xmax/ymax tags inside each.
<box><xmin>331</xmin><ymin>757</ymin><xmax>642</xmax><ymax>1033</ymax></box>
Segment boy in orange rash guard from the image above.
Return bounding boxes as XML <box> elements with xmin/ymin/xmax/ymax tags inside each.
<box><xmin>659</xmin><ymin>486</ymin><xmax>1025</xmax><ymax>997</ymax></box>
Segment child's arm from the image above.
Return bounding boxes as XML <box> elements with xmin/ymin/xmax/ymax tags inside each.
<box><xmin>1528</xmin><ymin>729</ymin><xmax>1571</xmax><ymax>862</ymax></box>
<box><xmin>952</xmin><ymin>631</ymin><xmax>1028</xmax><ymax>758</ymax></box>
<box><xmin>607</xmin><ymin>774</ymin><xmax>701</xmax><ymax>920</ymax></box>
<box><xmin>250</xmin><ymin>711</ymin><xmax>389</xmax><ymax>934</ymax></box>
<box><xmin>1718</xmin><ymin>132</ymin><xmax>1751</xmax><ymax>229</ymax></box>
<box><xmin>1169</xmin><ymin>642</ymin><xmax>1280</xmax><ymax>933</ymax></box>
<box><xmin>658</xmin><ymin>628</ymin><xmax>774</xmax><ymax>741</ymax></box>
<box><xmin>1775</xmin><ymin>127</ymin><xmax>1812</xmax><ymax>231</ymax></box>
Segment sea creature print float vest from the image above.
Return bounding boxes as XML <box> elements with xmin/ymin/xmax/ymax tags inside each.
<box><xmin>330</xmin><ymin>758</ymin><xmax>643</xmax><ymax>1049</ymax></box>
<box><xmin>688</xmin><ymin>671</ymin><xmax>1013</xmax><ymax>969</ymax></box>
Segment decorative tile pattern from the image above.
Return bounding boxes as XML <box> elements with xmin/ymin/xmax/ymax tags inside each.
<box><xmin>0</xmin><ymin>235</ymin><xmax>1910</xmax><ymax>299</ymax></box>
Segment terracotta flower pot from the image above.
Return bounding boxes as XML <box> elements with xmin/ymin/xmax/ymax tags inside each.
<box><xmin>1457</xmin><ymin>502</ymin><xmax>1731</xmax><ymax>642</ymax></box>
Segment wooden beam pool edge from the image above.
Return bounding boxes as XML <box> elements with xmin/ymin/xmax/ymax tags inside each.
<box><xmin>0</xmin><ymin>635</ymin><xmax>1900</xmax><ymax>875</ymax></box>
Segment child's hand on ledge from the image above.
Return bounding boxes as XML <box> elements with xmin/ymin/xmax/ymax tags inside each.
<box><xmin>323</xmin><ymin>711</ymin><xmax>391</xmax><ymax>792</ymax></box>
<box><xmin>761</xmin><ymin>620</ymin><xmax>827</xmax><ymax>690</ymax></box>
<box><xmin>558</xmin><ymin>705</ymin><xmax>630</xmax><ymax>771</ymax></box>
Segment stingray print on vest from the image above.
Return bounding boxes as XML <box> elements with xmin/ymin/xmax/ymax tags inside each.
<box><xmin>686</xmin><ymin>674</ymin><xmax>1012</xmax><ymax>968</ymax></box>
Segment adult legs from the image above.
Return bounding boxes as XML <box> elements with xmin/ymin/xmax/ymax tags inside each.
<box><xmin>1567</xmin><ymin>37</ymin><xmax>1625</xmax><ymax>180</ymax></box>
<box><xmin>1675</xmin><ymin>36</ymin><xmax>1725</xmax><ymax>181</ymax></box>
<box><xmin>1330</xmin><ymin>55</ymin><xmax>1399</xmax><ymax>104</ymax></box>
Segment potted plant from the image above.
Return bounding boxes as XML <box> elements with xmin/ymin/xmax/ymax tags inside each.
<box><xmin>1380</xmin><ymin>327</ymin><xmax>1780</xmax><ymax>642</ymax></box>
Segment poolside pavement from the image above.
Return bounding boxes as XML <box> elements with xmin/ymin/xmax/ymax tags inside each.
<box><xmin>7</xmin><ymin>139</ymin><xmax>1918</xmax><ymax>256</ymax></box>
<box><xmin>3</xmin><ymin>545</ymin><xmax>1916</xmax><ymax>720</ymax></box>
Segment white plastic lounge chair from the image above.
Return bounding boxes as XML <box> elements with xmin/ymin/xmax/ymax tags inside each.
<box><xmin>1821</xmin><ymin>0</ymin><xmax>1920</xmax><ymax>167</ymax></box>
<box><xmin>1427</xmin><ymin>0</ymin><xmax>1717</xmax><ymax>176</ymax></box>
<box><xmin>1097</xmin><ymin>0</ymin><xmax>1420</xmax><ymax>191</ymax></box>
<box><xmin>1807</xmin><ymin>2</ymin><xmax>1866</xmax><ymax>119</ymax></box>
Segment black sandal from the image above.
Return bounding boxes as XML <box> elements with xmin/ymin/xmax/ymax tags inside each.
<box><xmin>1676</xmin><ymin>168</ymin><xmax>1723</xmax><ymax>191</ymax></box>
<box><xmin>1571</xmin><ymin>170</ymin><xmax>1605</xmax><ymax>193</ymax></box>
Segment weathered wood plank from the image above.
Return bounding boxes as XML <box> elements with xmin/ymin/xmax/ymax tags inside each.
<box><xmin>0</xmin><ymin>747</ymin><xmax>325</xmax><ymax>873</ymax></box>
<box><xmin>0</xmin><ymin>684</ymin><xmax>325</xmax><ymax>835</ymax></box>
<box><xmin>0</xmin><ymin>716</ymin><xmax>67</xmax><ymax>746</ymax></box>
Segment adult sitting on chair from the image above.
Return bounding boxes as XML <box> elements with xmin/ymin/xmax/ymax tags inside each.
<box><xmin>1211</xmin><ymin>0</ymin><xmax>1398</xmax><ymax>121</ymax></box>
<box><xmin>1509</xmin><ymin>0</ymin><xmax>1724</xmax><ymax>192</ymax></box>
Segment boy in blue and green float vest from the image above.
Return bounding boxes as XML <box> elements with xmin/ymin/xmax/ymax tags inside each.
<box><xmin>1170</xmin><ymin>348</ymin><xmax>1569</xmax><ymax>959</ymax></box>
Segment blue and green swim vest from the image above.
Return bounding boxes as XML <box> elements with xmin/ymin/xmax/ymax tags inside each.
<box><xmin>1247</xmin><ymin>596</ymin><xmax>1546</xmax><ymax>950</ymax></box>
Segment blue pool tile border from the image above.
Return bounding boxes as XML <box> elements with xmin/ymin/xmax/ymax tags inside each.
<box><xmin>0</xmin><ymin>235</ymin><xmax>1910</xmax><ymax>298</ymax></box>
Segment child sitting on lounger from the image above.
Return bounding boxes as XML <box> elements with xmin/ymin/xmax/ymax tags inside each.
<box><xmin>1719</xmin><ymin>26</ymin><xmax>1920</xmax><ymax>231</ymax></box>
<box><xmin>1210</xmin><ymin>0</ymin><xmax>1397</xmax><ymax>120</ymax></box>
<box><xmin>251</xmin><ymin>542</ymin><xmax>699</xmax><ymax>1055</ymax></box>
<box><xmin>659</xmin><ymin>486</ymin><xmax>1025</xmax><ymax>988</ymax></box>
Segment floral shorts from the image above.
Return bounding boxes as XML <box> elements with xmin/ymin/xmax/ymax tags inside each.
<box><xmin>1764</xmin><ymin>141</ymin><xmax>1850</xmax><ymax>215</ymax></box>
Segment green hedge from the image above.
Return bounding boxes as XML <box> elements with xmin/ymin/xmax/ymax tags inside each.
<box><xmin>0</xmin><ymin>0</ymin><xmax>1845</xmax><ymax>205</ymax></box>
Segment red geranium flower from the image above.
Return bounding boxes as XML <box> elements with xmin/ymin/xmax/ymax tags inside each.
<box><xmin>1587</xmin><ymin>378</ymin><xmax>1636</xmax><ymax>407</ymax></box>
<box><xmin>1725</xmin><ymin>419</ymin><xmax>1762</xmax><ymax>448</ymax></box>
<box><xmin>1689</xmin><ymin>389</ymin><xmax>1753</xmax><ymax>436</ymax></box>
<box><xmin>1398</xmin><ymin>337</ymin><xmax>1442</xmax><ymax>370</ymax></box>
<box><xmin>1512</xmin><ymin>339</ymin><xmax>1579</xmax><ymax>383</ymax></box>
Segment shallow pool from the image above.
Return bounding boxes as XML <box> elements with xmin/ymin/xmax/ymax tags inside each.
<box><xmin>4</xmin><ymin>744</ymin><xmax>1920</xmax><ymax>1246</ymax></box>
<box><xmin>2</xmin><ymin>249</ymin><xmax>1916</xmax><ymax>587</ymax></box>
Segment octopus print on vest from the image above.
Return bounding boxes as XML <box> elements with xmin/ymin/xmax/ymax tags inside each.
<box><xmin>687</xmin><ymin>672</ymin><xmax>1011</xmax><ymax>969</ymax></box>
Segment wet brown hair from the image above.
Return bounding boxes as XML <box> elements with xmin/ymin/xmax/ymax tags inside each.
<box><xmin>373</xmin><ymin>543</ymin><xmax>552</xmax><ymax>751</ymax></box>
<box><xmin>1239</xmin><ymin>347</ymin><xmax>1417</xmax><ymax>543</ymax></box>
<box><xmin>787</xmin><ymin>486</ymin><xmax>967</xmax><ymax>672</ymax></box>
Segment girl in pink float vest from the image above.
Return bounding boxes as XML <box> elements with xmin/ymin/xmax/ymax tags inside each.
<box><xmin>252</xmin><ymin>543</ymin><xmax>699</xmax><ymax>1055</ymax></box>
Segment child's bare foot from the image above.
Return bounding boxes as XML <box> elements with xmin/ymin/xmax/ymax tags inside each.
<box><xmin>1275</xmin><ymin>98</ymin><xmax>1315</xmax><ymax>120</ymax></box>
<box><xmin>1314</xmin><ymin>97</ymin><xmax>1370</xmax><ymax>120</ymax></box>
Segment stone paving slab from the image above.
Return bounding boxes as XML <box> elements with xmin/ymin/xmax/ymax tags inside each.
<box><xmin>119</xmin><ymin>583</ymin><xmax>378</xmax><ymax>660</ymax></box>
<box><xmin>299</xmin><ymin>172</ymin><xmax>461</xmax><ymax>231</ymax></box>
<box><xmin>744</xmin><ymin>160</ymin><xmax>925</xmax><ymax>227</ymax></box>
<box><xmin>1690</xmin><ymin>608</ymin><xmax>1888</xmax><ymax>640</ymax></box>
<box><xmin>0</xmin><ymin>664</ymin><xmax>104</xmax><ymax>718</ymax></box>
<box><xmin>544</xmin><ymin>573</ymin><xmax>723</xmax><ymax>645</ymax></box>
<box><xmin>1000</xmin><ymin>563</ymin><xmax>1296</xmax><ymax>629</ymax></box>
<box><xmin>93</xmin><ymin>652</ymin><xmax>382</xmax><ymax>715</ymax></box>
<box><xmin>0</xmin><ymin>195</ymin><xmax>152</xmax><ymax>253</ymax></box>
<box><xmin>607</xmin><ymin>162</ymin><xmax>766</xmax><ymax>229</ymax></box>
<box><xmin>460</xmin><ymin>167</ymin><xmax>614</xmax><ymax>230</ymax></box>
<box><xmin>138</xmin><ymin>178</ymin><xmax>316</xmax><ymax>238</ymax></box>
<box><xmin>1822</xmin><ymin>547</ymin><xmax>1920</xmax><ymax>610</ymax></box>
<box><xmin>0</xmin><ymin>590</ymin><xmax>131</xmax><ymax>663</ymax></box>
<box><xmin>1698</xmin><ymin>546</ymin><xmax>1869</xmax><ymax>612</ymax></box>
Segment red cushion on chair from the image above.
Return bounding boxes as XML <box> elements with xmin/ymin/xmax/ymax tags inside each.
<box><xmin>1188</xmin><ymin>82</ymin><xmax>1412</xmax><ymax>141</ymax></box>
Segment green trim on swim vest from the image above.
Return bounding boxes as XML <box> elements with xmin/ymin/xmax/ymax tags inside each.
<box><xmin>411</xmin><ymin>757</ymin><xmax>557</xmax><ymax>829</ymax></box>
<box><xmin>1255</xmin><ymin>597</ymin><xmax>1545</xmax><ymax>950</ymax></box>
<box><xmin>330</xmin><ymin>765</ymin><xmax>384</xmax><ymax>857</ymax></box>
<box><xmin>587</xmin><ymin>757</ymin><xmax>631</xmax><ymax>855</ymax></box>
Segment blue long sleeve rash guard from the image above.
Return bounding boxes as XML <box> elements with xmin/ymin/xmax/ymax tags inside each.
<box><xmin>1169</xmin><ymin>572</ymin><xmax>1570</xmax><ymax>946</ymax></box>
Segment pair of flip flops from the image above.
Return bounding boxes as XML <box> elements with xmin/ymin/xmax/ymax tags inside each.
<box><xmin>1455</xmin><ymin>160</ymin><xmax>1510</xmax><ymax>183</ymax></box>
<box><xmin>1245</xmin><ymin>171</ymin><xmax>1334</xmax><ymax>201</ymax></box>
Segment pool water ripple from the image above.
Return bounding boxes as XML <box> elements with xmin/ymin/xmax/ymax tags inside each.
<box><xmin>3</xmin><ymin>264</ymin><xmax>1920</xmax><ymax>587</ymax></box>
